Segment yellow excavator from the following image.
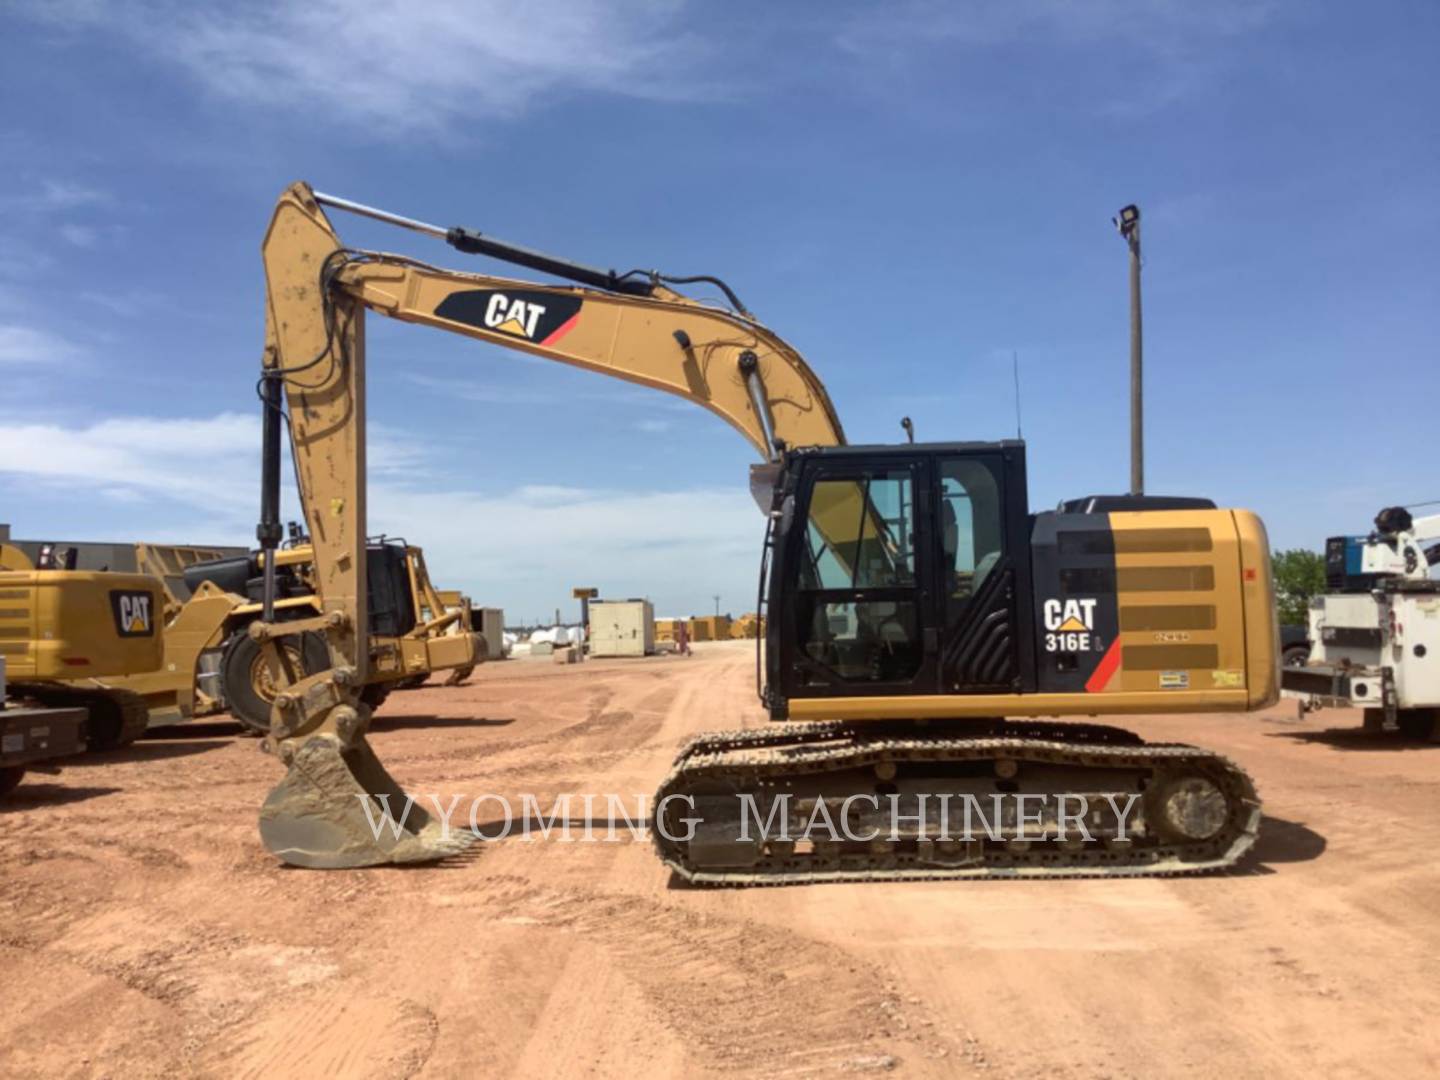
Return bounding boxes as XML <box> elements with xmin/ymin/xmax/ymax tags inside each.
<box><xmin>248</xmin><ymin>183</ymin><xmax>1277</xmax><ymax>880</ymax></box>
<box><xmin>0</xmin><ymin>543</ymin><xmax>165</xmax><ymax>792</ymax></box>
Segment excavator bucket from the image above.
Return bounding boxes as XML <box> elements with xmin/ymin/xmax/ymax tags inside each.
<box><xmin>258</xmin><ymin>733</ymin><xmax>474</xmax><ymax>868</ymax></box>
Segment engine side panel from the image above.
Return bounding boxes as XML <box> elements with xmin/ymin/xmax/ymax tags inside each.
<box><xmin>0</xmin><ymin>570</ymin><xmax>164</xmax><ymax>680</ymax></box>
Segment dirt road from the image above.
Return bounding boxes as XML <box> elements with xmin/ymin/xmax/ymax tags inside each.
<box><xmin>3</xmin><ymin>641</ymin><xmax>1437</xmax><ymax>1078</ymax></box>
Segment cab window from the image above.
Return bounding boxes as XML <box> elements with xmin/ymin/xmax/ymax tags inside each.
<box><xmin>801</xmin><ymin>473</ymin><xmax>916</xmax><ymax>590</ymax></box>
<box><xmin>795</xmin><ymin>468</ymin><xmax>922</xmax><ymax>685</ymax></box>
<box><xmin>939</xmin><ymin>458</ymin><xmax>1004</xmax><ymax>616</ymax></box>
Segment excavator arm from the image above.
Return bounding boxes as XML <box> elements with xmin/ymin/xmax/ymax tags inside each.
<box><xmin>255</xmin><ymin>182</ymin><xmax>845</xmax><ymax>866</ymax></box>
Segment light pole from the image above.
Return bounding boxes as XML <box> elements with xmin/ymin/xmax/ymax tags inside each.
<box><xmin>713</xmin><ymin>594</ymin><xmax>721</xmax><ymax>618</ymax></box>
<box><xmin>1114</xmin><ymin>203</ymin><xmax>1143</xmax><ymax>496</ymax></box>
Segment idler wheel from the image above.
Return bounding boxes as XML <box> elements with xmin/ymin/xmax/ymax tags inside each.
<box><xmin>1154</xmin><ymin>776</ymin><xmax>1229</xmax><ymax>842</ymax></box>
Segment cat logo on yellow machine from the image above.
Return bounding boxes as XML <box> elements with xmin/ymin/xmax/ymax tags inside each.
<box><xmin>435</xmin><ymin>287</ymin><xmax>583</xmax><ymax>348</ymax></box>
<box><xmin>109</xmin><ymin>590</ymin><xmax>154</xmax><ymax>637</ymax></box>
<box><xmin>484</xmin><ymin>293</ymin><xmax>547</xmax><ymax>338</ymax></box>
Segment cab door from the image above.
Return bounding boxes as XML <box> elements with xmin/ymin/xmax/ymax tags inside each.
<box><xmin>930</xmin><ymin>449</ymin><xmax>1031</xmax><ymax>693</ymax></box>
<box><xmin>780</xmin><ymin>456</ymin><xmax>938</xmax><ymax>698</ymax></box>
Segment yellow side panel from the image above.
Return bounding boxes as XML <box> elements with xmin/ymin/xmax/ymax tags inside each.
<box><xmin>0</xmin><ymin>571</ymin><xmax>164</xmax><ymax>680</ymax></box>
<box><xmin>1106</xmin><ymin>509</ymin><xmax>1249</xmax><ymax>698</ymax></box>
<box><xmin>99</xmin><ymin>589</ymin><xmax>241</xmax><ymax>708</ymax></box>
<box><xmin>1233</xmin><ymin>510</ymin><xmax>1280</xmax><ymax>708</ymax></box>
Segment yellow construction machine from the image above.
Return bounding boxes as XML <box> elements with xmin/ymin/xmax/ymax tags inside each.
<box><xmin>83</xmin><ymin>535</ymin><xmax>481</xmax><ymax>731</ymax></box>
<box><xmin>244</xmin><ymin>183</ymin><xmax>1277</xmax><ymax>879</ymax></box>
<box><xmin>0</xmin><ymin>543</ymin><xmax>165</xmax><ymax>793</ymax></box>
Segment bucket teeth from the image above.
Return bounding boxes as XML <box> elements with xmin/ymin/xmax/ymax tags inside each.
<box><xmin>259</xmin><ymin>733</ymin><xmax>474</xmax><ymax>868</ymax></box>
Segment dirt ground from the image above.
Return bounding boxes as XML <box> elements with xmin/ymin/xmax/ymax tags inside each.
<box><xmin>3</xmin><ymin>640</ymin><xmax>1438</xmax><ymax>1079</ymax></box>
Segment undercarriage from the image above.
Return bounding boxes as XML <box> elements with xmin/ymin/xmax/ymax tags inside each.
<box><xmin>653</xmin><ymin>720</ymin><xmax>1260</xmax><ymax>885</ymax></box>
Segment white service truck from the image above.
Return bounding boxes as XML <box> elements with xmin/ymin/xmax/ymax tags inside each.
<box><xmin>1283</xmin><ymin>507</ymin><xmax>1440</xmax><ymax>739</ymax></box>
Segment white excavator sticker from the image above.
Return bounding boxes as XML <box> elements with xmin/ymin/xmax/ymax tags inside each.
<box><xmin>484</xmin><ymin>292</ymin><xmax>548</xmax><ymax>338</ymax></box>
<box><xmin>1042</xmin><ymin>597</ymin><xmax>1099</xmax><ymax>653</ymax></box>
<box><xmin>109</xmin><ymin>590</ymin><xmax>154</xmax><ymax>636</ymax></box>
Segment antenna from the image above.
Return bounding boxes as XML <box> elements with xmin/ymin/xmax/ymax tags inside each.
<box><xmin>1012</xmin><ymin>350</ymin><xmax>1023</xmax><ymax>439</ymax></box>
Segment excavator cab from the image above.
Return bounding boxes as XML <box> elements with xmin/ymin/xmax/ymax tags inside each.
<box><xmin>762</xmin><ymin>441</ymin><xmax>1277</xmax><ymax>726</ymax></box>
<box><xmin>769</xmin><ymin>442</ymin><xmax>1027</xmax><ymax>708</ymax></box>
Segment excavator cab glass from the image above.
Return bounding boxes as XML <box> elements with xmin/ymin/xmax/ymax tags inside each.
<box><xmin>770</xmin><ymin>442</ymin><xmax>1031</xmax><ymax>710</ymax></box>
<box><xmin>797</xmin><ymin>467</ymin><xmax>922</xmax><ymax>685</ymax></box>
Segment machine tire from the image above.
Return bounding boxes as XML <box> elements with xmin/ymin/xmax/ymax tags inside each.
<box><xmin>221</xmin><ymin>630</ymin><xmax>331</xmax><ymax>734</ymax></box>
<box><xmin>0</xmin><ymin>766</ymin><xmax>25</xmax><ymax>798</ymax></box>
<box><xmin>392</xmin><ymin>675</ymin><xmax>429</xmax><ymax>691</ymax></box>
<box><xmin>360</xmin><ymin>683</ymin><xmax>391</xmax><ymax>713</ymax></box>
<box><xmin>1282</xmin><ymin>644</ymin><xmax>1310</xmax><ymax>668</ymax></box>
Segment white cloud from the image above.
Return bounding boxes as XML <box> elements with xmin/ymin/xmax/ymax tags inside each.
<box><xmin>77</xmin><ymin>290</ymin><xmax>157</xmax><ymax>318</ymax></box>
<box><xmin>0</xmin><ymin>237</ymin><xmax>57</xmax><ymax>279</ymax></box>
<box><xmin>0</xmin><ymin>179</ymin><xmax>112</xmax><ymax>214</ymax></box>
<box><xmin>0</xmin><ymin>412</ymin><xmax>425</xmax><ymax>505</ymax></box>
<box><xmin>636</xmin><ymin>418</ymin><xmax>673</xmax><ymax>434</ymax></box>
<box><xmin>0</xmin><ymin>412</ymin><xmax>259</xmax><ymax>509</ymax></box>
<box><xmin>369</xmin><ymin>482</ymin><xmax>763</xmax><ymax>618</ymax></box>
<box><xmin>837</xmin><ymin>0</ymin><xmax>1274</xmax><ymax>54</ymax></box>
<box><xmin>59</xmin><ymin>223</ymin><xmax>98</xmax><ymax>247</ymax></box>
<box><xmin>37</xmin><ymin>179</ymin><xmax>111</xmax><ymax>209</ymax></box>
<box><xmin>0</xmin><ymin>410</ymin><xmax>764</xmax><ymax>614</ymax></box>
<box><xmin>0</xmin><ymin>323</ymin><xmax>84</xmax><ymax>365</ymax></box>
<box><xmin>23</xmin><ymin>1</ymin><xmax>719</xmax><ymax>136</ymax></box>
<box><xmin>835</xmin><ymin>0</ymin><xmax>1278</xmax><ymax>116</ymax></box>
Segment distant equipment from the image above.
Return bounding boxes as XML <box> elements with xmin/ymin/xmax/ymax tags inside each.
<box><xmin>688</xmin><ymin>614</ymin><xmax>730</xmax><ymax>642</ymax></box>
<box><xmin>41</xmin><ymin>536</ymin><xmax>483</xmax><ymax>730</ymax></box>
<box><xmin>0</xmin><ymin>542</ymin><xmax>166</xmax><ymax>793</ymax></box>
<box><xmin>1282</xmin><ymin>506</ymin><xmax>1440</xmax><ymax>739</ymax></box>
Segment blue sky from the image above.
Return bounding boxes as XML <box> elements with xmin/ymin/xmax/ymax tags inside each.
<box><xmin>1</xmin><ymin>1</ymin><xmax>1436</xmax><ymax>621</ymax></box>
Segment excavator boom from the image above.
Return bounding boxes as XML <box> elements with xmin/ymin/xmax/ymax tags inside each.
<box><xmin>254</xmin><ymin>182</ymin><xmax>848</xmax><ymax>866</ymax></box>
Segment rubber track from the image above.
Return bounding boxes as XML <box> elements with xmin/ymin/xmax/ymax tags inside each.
<box><xmin>15</xmin><ymin>684</ymin><xmax>151</xmax><ymax>751</ymax></box>
<box><xmin>653</xmin><ymin>722</ymin><xmax>1260</xmax><ymax>886</ymax></box>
